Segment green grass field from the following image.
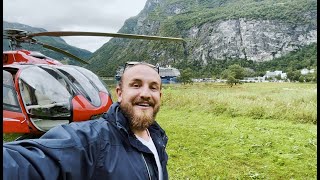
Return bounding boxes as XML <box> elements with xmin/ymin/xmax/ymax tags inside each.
<box><xmin>157</xmin><ymin>82</ymin><xmax>317</xmax><ymax>179</ymax></box>
<box><xmin>3</xmin><ymin>82</ymin><xmax>317</xmax><ymax>179</ymax></box>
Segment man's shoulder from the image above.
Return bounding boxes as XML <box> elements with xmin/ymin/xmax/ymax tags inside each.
<box><xmin>68</xmin><ymin>114</ymin><xmax>113</xmax><ymax>132</ymax></box>
<box><xmin>36</xmin><ymin>114</ymin><xmax>116</xmax><ymax>148</ymax></box>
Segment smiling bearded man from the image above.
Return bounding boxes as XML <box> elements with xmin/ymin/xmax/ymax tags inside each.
<box><xmin>116</xmin><ymin>63</ymin><xmax>162</xmax><ymax>132</ymax></box>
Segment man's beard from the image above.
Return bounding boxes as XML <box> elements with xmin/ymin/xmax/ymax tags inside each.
<box><xmin>120</xmin><ymin>99</ymin><xmax>160</xmax><ymax>131</ymax></box>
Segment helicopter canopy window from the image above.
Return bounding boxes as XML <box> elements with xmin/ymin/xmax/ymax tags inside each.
<box><xmin>74</xmin><ymin>66</ymin><xmax>109</xmax><ymax>94</ymax></box>
<box><xmin>56</xmin><ymin>66</ymin><xmax>101</xmax><ymax>107</ymax></box>
<box><xmin>3</xmin><ymin>70</ymin><xmax>21</xmax><ymax>112</ymax></box>
<box><xmin>18</xmin><ymin>66</ymin><xmax>71</xmax><ymax>118</ymax></box>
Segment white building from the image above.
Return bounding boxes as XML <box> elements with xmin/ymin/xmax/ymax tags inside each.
<box><xmin>301</xmin><ymin>68</ymin><xmax>315</xmax><ymax>75</ymax></box>
<box><xmin>263</xmin><ymin>70</ymin><xmax>287</xmax><ymax>80</ymax></box>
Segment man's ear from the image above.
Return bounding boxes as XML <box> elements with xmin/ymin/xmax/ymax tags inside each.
<box><xmin>116</xmin><ymin>85</ymin><xmax>122</xmax><ymax>102</ymax></box>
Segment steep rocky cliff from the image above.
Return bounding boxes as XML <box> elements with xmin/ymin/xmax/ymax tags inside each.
<box><xmin>86</xmin><ymin>0</ymin><xmax>317</xmax><ymax>76</ymax></box>
<box><xmin>190</xmin><ymin>18</ymin><xmax>317</xmax><ymax>63</ymax></box>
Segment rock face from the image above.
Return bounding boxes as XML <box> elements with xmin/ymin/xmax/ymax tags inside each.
<box><xmin>129</xmin><ymin>0</ymin><xmax>317</xmax><ymax>64</ymax></box>
<box><xmin>190</xmin><ymin>19</ymin><xmax>317</xmax><ymax>63</ymax></box>
<box><xmin>86</xmin><ymin>0</ymin><xmax>317</xmax><ymax>76</ymax></box>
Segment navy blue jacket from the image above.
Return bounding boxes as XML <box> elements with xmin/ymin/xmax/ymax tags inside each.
<box><xmin>3</xmin><ymin>102</ymin><xmax>169</xmax><ymax>180</ymax></box>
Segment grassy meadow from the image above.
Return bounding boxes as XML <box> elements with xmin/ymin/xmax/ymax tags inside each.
<box><xmin>3</xmin><ymin>82</ymin><xmax>317</xmax><ymax>179</ymax></box>
<box><xmin>157</xmin><ymin>82</ymin><xmax>317</xmax><ymax>179</ymax></box>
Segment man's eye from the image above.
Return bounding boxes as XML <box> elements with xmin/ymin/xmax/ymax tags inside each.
<box><xmin>132</xmin><ymin>83</ymin><xmax>140</xmax><ymax>87</ymax></box>
<box><xmin>151</xmin><ymin>86</ymin><xmax>159</xmax><ymax>91</ymax></box>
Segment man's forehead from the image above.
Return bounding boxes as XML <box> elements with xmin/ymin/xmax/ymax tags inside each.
<box><xmin>122</xmin><ymin>64</ymin><xmax>161</xmax><ymax>82</ymax></box>
<box><xmin>123</xmin><ymin>64</ymin><xmax>158</xmax><ymax>76</ymax></box>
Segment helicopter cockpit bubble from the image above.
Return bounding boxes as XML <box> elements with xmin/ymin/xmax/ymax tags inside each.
<box><xmin>18</xmin><ymin>66</ymin><xmax>72</xmax><ymax>131</ymax></box>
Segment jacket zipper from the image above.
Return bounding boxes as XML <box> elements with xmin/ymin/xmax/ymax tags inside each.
<box><xmin>141</xmin><ymin>153</ymin><xmax>151</xmax><ymax>180</ymax></box>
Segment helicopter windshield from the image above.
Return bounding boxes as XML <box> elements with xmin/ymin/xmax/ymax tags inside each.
<box><xmin>74</xmin><ymin>66</ymin><xmax>109</xmax><ymax>94</ymax></box>
<box><xmin>55</xmin><ymin>65</ymin><xmax>101</xmax><ymax>107</ymax></box>
<box><xmin>3</xmin><ymin>70</ymin><xmax>21</xmax><ymax>112</ymax></box>
<box><xmin>18</xmin><ymin>66</ymin><xmax>72</xmax><ymax>131</ymax></box>
<box><xmin>19</xmin><ymin>66</ymin><xmax>71</xmax><ymax>115</ymax></box>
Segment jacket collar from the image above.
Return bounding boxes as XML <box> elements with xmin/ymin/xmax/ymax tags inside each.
<box><xmin>106</xmin><ymin>102</ymin><xmax>130</xmax><ymax>134</ymax></box>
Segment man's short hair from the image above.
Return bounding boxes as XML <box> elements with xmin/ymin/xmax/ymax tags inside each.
<box><xmin>118</xmin><ymin>61</ymin><xmax>160</xmax><ymax>89</ymax></box>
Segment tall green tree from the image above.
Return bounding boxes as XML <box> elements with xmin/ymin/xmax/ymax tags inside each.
<box><xmin>178</xmin><ymin>68</ymin><xmax>193</xmax><ymax>84</ymax></box>
<box><xmin>222</xmin><ymin>64</ymin><xmax>245</xmax><ymax>86</ymax></box>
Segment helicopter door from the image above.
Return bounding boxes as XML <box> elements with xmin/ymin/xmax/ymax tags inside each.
<box><xmin>3</xmin><ymin>70</ymin><xmax>29</xmax><ymax>133</ymax></box>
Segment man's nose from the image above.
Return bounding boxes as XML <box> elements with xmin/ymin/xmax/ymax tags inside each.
<box><xmin>139</xmin><ymin>85</ymin><xmax>151</xmax><ymax>98</ymax></box>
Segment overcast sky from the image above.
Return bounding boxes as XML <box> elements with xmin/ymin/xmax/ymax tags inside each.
<box><xmin>4</xmin><ymin>0</ymin><xmax>147</xmax><ymax>52</ymax></box>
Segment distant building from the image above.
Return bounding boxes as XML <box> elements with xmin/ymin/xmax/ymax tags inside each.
<box><xmin>263</xmin><ymin>70</ymin><xmax>287</xmax><ymax>80</ymax></box>
<box><xmin>159</xmin><ymin>66</ymin><xmax>181</xmax><ymax>84</ymax></box>
<box><xmin>115</xmin><ymin>63</ymin><xmax>180</xmax><ymax>84</ymax></box>
<box><xmin>301</xmin><ymin>68</ymin><xmax>315</xmax><ymax>75</ymax></box>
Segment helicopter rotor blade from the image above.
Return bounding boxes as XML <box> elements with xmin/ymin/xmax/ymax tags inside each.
<box><xmin>37</xmin><ymin>41</ymin><xmax>89</xmax><ymax>64</ymax></box>
<box><xmin>4</xmin><ymin>28</ymin><xmax>186</xmax><ymax>64</ymax></box>
<box><xmin>28</xmin><ymin>31</ymin><xmax>185</xmax><ymax>42</ymax></box>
